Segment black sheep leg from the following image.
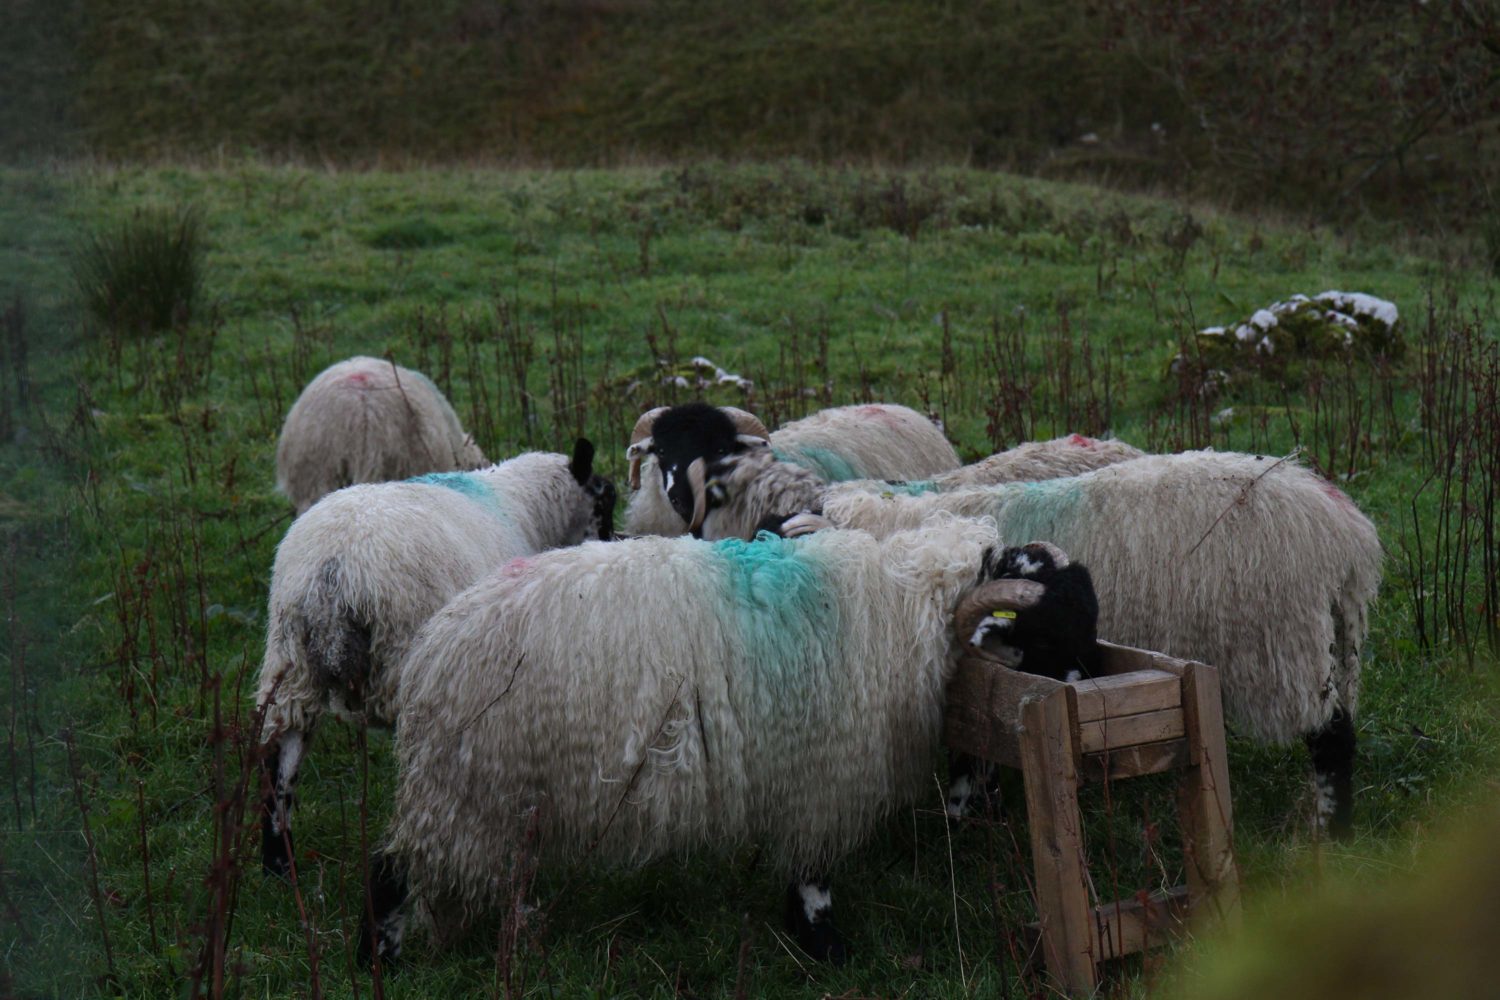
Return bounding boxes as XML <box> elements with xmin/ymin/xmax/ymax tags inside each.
<box><xmin>259</xmin><ymin>731</ymin><xmax>306</xmax><ymax>878</ymax></box>
<box><xmin>357</xmin><ymin>851</ymin><xmax>409</xmax><ymax>970</ymax></box>
<box><xmin>945</xmin><ymin>752</ymin><xmax>1001</xmax><ymax>820</ymax></box>
<box><xmin>1305</xmin><ymin>708</ymin><xmax>1356</xmax><ymax>839</ymax></box>
<box><xmin>784</xmin><ymin>874</ymin><xmax>848</xmax><ymax>964</ymax></box>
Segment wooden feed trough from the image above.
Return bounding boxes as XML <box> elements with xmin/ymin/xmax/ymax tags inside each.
<box><xmin>944</xmin><ymin>640</ymin><xmax>1241</xmax><ymax>994</ymax></box>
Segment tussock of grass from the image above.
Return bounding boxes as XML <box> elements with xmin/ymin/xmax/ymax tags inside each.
<box><xmin>69</xmin><ymin>204</ymin><xmax>203</xmax><ymax>336</ymax></box>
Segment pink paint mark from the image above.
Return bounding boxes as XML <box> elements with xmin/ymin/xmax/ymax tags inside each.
<box><xmin>1320</xmin><ymin>480</ymin><xmax>1359</xmax><ymax>512</ymax></box>
<box><xmin>499</xmin><ymin>555</ymin><xmax>535</xmax><ymax>578</ymax></box>
<box><xmin>855</xmin><ymin>404</ymin><xmax>904</xmax><ymax>428</ymax></box>
<box><xmin>1066</xmin><ymin>433</ymin><xmax>1096</xmax><ymax>448</ymax></box>
<box><xmin>343</xmin><ymin>371</ymin><xmax>373</xmax><ymax>388</ymax></box>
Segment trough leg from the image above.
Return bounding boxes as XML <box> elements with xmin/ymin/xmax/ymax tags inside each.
<box><xmin>1305</xmin><ymin>707</ymin><xmax>1356</xmax><ymax>840</ymax></box>
<box><xmin>1175</xmin><ymin>662</ymin><xmax>1241</xmax><ymax>929</ymax></box>
<box><xmin>1018</xmin><ymin>687</ymin><xmax>1096</xmax><ymax>994</ymax></box>
<box><xmin>784</xmin><ymin>873</ymin><xmax>848</xmax><ymax>965</ymax></box>
<box><xmin>259</xmin><ymin>729</ymin><xmax>306</xmax><ymax>878</ymax></box>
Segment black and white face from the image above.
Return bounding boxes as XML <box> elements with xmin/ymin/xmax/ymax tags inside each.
<box><xmin>568</xmin><ymin>437</ymin><xmax>617</xmax><ymax>541</ymax></box>
<box><xmin>642</xmin><ymin>404</ymin><xmax>757</xmax><ymax>534</ymax></box>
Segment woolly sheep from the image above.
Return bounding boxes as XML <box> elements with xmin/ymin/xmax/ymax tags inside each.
<box><xmin>820</xmin><ymin>450</ymin><xmax>1382</xmax><ymax>836</ymax></box>
<box><xmin>623</xmin><ymin>402</ymin><xmax>961</xmax><ymax>537</ymax></box>
<box><xmin>257</xmin><ymin>441</ymin><xmax>616</xmax><ymax>877</ymax></box>
<box><xmin>276</xmin><ymin>356</ymin><xmax>486</xmax><ymax>516</ymax></box>
<box><xmin>929</xmin><ymin>433</ymin><xmax>1144</xmax><ymax>490</ymax></box>
<box><xmin>361</xmin><ymin>515</ymin><xmax>1016</xmax><ymax>966</ymax></box>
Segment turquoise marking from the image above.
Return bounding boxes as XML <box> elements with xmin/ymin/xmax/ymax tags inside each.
<box><xmin>408</xmin><ymin>471</ymin><xmax>505</xmax><ymax>517</ymax></box>
<box><xmin>881</xmin><ymin>479</ymin><xmax>937</xmax><ymax>497</ymax></box>
<box><xmin>989</xmin><ymin>477</ymin><xmax>1085</xmax><ymax>543</ymax></box>
<box><xmin>712</xmin><ymin>536</ymin><xmax>838</xmax><ymax>686</ymax></box>
<box><xmin>772</xmin><ymin>445</ymin><xmax>861</xmax><ymax>482</ymax></box>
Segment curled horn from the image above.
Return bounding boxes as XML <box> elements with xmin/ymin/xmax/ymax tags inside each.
<box><xmin>719</xmin><ymin>406</ymin><xmax>770</xmax><ymax>445</ymax></box>
<box><xmin>685</xmin><ymin>457</ymin><xmax>709</xmax><ymax>535</ymax></box>
<box><xmin>1023</xmin><ymin>540</ymin><xmax>1071</xmax><ymax>569</ymax></box>
<box><xmin>625</xmin><ymin>406</ymin><xmax>669</xmax><ymax>491</ymax></box>
<box><xmin>953</xmin><ymin>578</ymin><xmax>1046</xmax><ymax>655</ymax></box>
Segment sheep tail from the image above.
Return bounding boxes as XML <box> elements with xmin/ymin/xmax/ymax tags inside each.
<box><xmin>295</xmin><ymin>557</ymin><xmax>375</xmax><ymax>711</ymax></box>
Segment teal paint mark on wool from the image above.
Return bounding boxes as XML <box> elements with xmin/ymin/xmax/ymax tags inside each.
<box><xmin>990</xmin><ymin>476</ymin><xmax>1086</xmax><ymax>544</ymax></box>
<box><xmin>773</xmin><ymin>445</ymin><xmax>861</xmax><ymax>482</ymax></box>
<box><xmin>409</xmin><ymin>471</ymin><xmax>506</xmax><ymax>518</ymax></box>
<box><xmin>881</xmin><ymin>479</ymin><xmax>937</xmax><ymax>497</ymax></box>
<box><xmin>712</xmin><ymin>536</ymin><xmax>838</xmax><ymax>686</ymax></box>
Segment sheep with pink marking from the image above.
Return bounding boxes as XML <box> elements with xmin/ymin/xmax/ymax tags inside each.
<box><xmin>276</xmin><ymin>356</ymin><xmax>487</xmax><ymax>515</ymax></box>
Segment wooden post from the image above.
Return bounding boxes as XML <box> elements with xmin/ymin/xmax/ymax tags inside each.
<box><xmin>1175</xmin><ymin>662</ymin><xmax>1241</xmax><ymax>930</ymax></box>
<box><xmin>1017</xmin><ymin>686</ymin><xmax>1096</xmax><ymax>994</ymax></box>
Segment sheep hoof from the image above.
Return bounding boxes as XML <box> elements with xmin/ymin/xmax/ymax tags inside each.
<box><xmin>260</xmin><ymin>819</ymin><xmax>294</xmax><ymax>880</ymax></box>
<box><xmin>798</xmin><ymin>922</ymin><xmax>849</xmax><ymax>965</ymax></box>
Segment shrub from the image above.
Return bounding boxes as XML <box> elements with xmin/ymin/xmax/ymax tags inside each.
<box><xmin>71</xmin><ymin>204</ymin><xmax>204</xmax><ymax>336</ymax></box>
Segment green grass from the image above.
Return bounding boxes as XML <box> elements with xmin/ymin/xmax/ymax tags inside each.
<box><xmin>1</xmin><ymin>160</ymin><xmax>1497</xmax><ymax>997</ymax></box>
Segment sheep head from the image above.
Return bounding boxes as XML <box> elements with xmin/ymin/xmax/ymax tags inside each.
<box><xmin>625</xmin><ymin>403</ymin><xmax>770</xmax><ymax>536</ymax></box>
<box><xmin>569</xmin><ymin>437</ymin><xmax>618</xmax><ymax>541</ymax></box>
<box><xmin>959</xmin><ymin>541</ymin><xmax>1100</xmax><ymax>679</ymax></box>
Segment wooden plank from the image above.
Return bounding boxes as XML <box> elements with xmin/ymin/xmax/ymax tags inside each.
<box><xmin>1097</xmin><ymin>641</ymin><xmax>1193</xmax><ymax>678</ymax></box>
<box><xmin>944</xmin><ymin>653</ymin><xmax>1071</xmax><ymax>768</ymax></box>
<box><xmin>1176</xmin><ymin>662</ymin><xmax>1242</xmax><ymax>931</ymax></box>
<box><xmin>1090</xmin><ymin>886</ymin><xmax>1191</xmax><ymax>961</ymax></box>
<box><xmin>1081</xmin><ymin>738</ymin><xmax>1191</xmax><ymax>783</ymax></box>
<box><xmin>1073</xmin><ymin>670</ymin><xmax>1181</xmax><ymax>723</ymax></box>
<box><xmin>1018</xmin><ymin>688</ymin><xmax>1097</xmax><ymax>995</ymax></box>
<box><xmin>1079</xmin><ymin>707</ymin><xmax>1185</xmax><ymax>753</ymax></box>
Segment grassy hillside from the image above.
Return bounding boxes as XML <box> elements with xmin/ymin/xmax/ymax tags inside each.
<box><xmin>1</xmin><ymin>161</ymin><xmax>1497</xmax><ymax>997</ymax></box>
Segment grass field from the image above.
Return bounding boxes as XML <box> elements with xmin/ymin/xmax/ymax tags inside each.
<box><xmin>1</xmin><ymin>160</ymin><xmax>1497</xmax><ymax>998</ymax></box>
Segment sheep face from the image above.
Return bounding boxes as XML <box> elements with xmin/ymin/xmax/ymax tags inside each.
<box><xmin>629</xmin><ymin>403</ymin><xmax>769</xmax><ymax>536</ymax></box>
<box><xmin>964</xmin><ymin>541</ymin><xmax>1101</xmax><ymax>682</ymax></box>
<box><xmin>568</xmin><ymin>438</ymin><xmax>617</xmax><ymax>541</ymax></box>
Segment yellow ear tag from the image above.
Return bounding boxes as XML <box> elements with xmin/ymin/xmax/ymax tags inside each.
<box><xmin>992</xmin><ymin>610</ymin><xmax>1017</xmax><ymax>619</ymax></box>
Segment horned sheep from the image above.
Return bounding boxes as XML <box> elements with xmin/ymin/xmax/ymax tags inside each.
<box><xmin>256</xmin><ymin>441</ymin><xmax>616</xmax><ymax>877</ymax></box>
<box><xmin>820</xmin><ymin>449</ymin><xmax>1383</xmax><ymax>836</ymax></box>
<box><xmin>361</xmin><ymin>515</ymin><xmax>1017</xmax><ymax>966</ymax></box>
<box><xmin>276</xmin><ymin>356</ymin><xmax>487</xmax><ymax>516</ymax></box>
<box><xmin>622</xmin><ymin>402</ymin><xmax>961</xmax><ymax>537</ymax></box>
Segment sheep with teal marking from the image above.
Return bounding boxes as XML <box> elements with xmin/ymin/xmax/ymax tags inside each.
<box><xmin>255</xmin><ymin>442</ymin><xmax>615</xmax><ymax>878</ymax></box>
<box><xmin>276</xmin><ymin>356</ymin><xmax>487</xmax><ymax>516</ymax></box>
<box><xmin>359</xmin><ymin>514</ymin><xmax>1018</xmax><ymax>967</ymax></box>
<box><xmin>622</xmin><ymin>402</ymin><xmax>961</xmax><ymax>537</ymax></box>
<box><xmin>820</xmin><ymin>449</ymin><xmax>1383</xmax><ymax>837</ymax></box>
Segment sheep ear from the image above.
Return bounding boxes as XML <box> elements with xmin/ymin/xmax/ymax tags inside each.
<box><xmin>570</xmin><ymin>438</ymin><xmax>595</xmax><ymax>487</ymax></box>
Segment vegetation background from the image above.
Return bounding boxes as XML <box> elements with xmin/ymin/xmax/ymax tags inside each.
<box><xmin>2</xmin><ymin>1</ymin><xmax>1499</xmax><ymax>997</ymax></box>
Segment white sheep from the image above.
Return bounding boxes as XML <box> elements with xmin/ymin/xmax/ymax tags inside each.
<box><xmin>623</xmin><ymin>402</ymin><xmax>961</xmax><ymax>537</ymax></box>
<box><xmin>928</xmin><ymin>433</ymin><xmax>1144</xmax><ymax>490</ymax></box>
<box><xmin>820</xmin><ymin>449</ymin><xmax>1382</xmax><ymax>836</ymax></box>
<box><xmin>256</xmin><ymin>442</ymin><xmax>616</xmax><ymax>877</ymax></box>
<box><xmin>276</xmin><ymin>356</ymin><xmax>487</xmax><ymax>516</ymax></box>
<box><xmin>360</xmin><ymin>515</ymin><xmax>1012</xmax><ymax>965</ymax></box>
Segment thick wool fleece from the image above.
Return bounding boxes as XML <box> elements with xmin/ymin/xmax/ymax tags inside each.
<box><xmin>821</xmin><ymin>450</ymin><xmax>1382</xmax><ymax>744</ymax></box>
<box><xmin>257</xmin><ymin>452</ymin><xmax>602</xmax><ymax>736</ymax></box>
<box><xmin>276</xmin><ymin>356</ymin><xmax>486</xmax><ymax>515</ymax></box>
<box><xmin>623</xmin><ymin>403</ymin><xmax>960</xmax><ymax>537</ymax></box>
<box><xmin>388</xmin><ymin>516</ymin><xmax>999</xmax><ymax>907</ymax></box>
<box><xmin>932</xmin><ymin>434</ymin><xmax>1145</xmax><ymax>490</ymax></box>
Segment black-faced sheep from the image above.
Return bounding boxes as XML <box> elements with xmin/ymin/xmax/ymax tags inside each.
<box><xmin>276</xmin><ymin>356</ymin><xmax>487</xmax><ymax>516</ymax></box>
<box><xmin>257</xmin><ymin>441</ymin><xmax>615</xmax><ymax>877</ymax></box>
<box><xmin>622</xmin><ymin>402</ymin><xmax>961</xmax><ymax>537</ymax></box>
<box><xmin>360</xmin><ymin>516</ymin><xmax>1016</xmax><ymax>966</ymax></box>
<box><xmin>820</xmin><ymin>450</ymin><xmax>1382</xmax><ymax>837</ymax></box>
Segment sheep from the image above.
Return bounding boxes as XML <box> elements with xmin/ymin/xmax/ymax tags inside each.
<box><xmin>820</xmin><ymin>450</ymin><xmax>1383</xmax><ymax>837</ymax></box>
<box><xmin>276</xmin><ymin>356</ymin><xmax>487</xmax><ymax>516</ymax></box>
<box><xmin>928</xmin><ymin>433</ymin><xmax>1144</xmax><ymax>490</ymax></box>
<box><xmin>359</xmin><ymin>515</ymin><xmax>1017</xmax><ymax>966</ymax></box>
<box><xmin>256</xmin><ymin>440</ymin><xmax>616</xmax><ymax>877</ymax></box>
<box><xmin>622</xmin><ymin>402</ymin><xmax>961</xmax><ymax>537</ymax></box>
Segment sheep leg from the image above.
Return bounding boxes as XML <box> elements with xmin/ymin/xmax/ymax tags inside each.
<box><xmin>260</xmin><ymin>729</ymin><xmax>306</xmax><ymax>878</ymax></box>
<box><xmin>1304</xmin><ymin>708</ymin><xmax>1355</xmax><ymax>839</ymax></box>
<box><xmin>945</xmin><ymin>752</ymin><xmax>1001</xmax><ymax>820</ymax></box>
<box><xmin>357</xmin><ymin>851</ymin><xmax>409</xmax><ymax>970</ymax></box>
<box><xmin>784</xmin><ymin>874</ymin><xmax>848</xmax><ymax>964</ymax></box>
